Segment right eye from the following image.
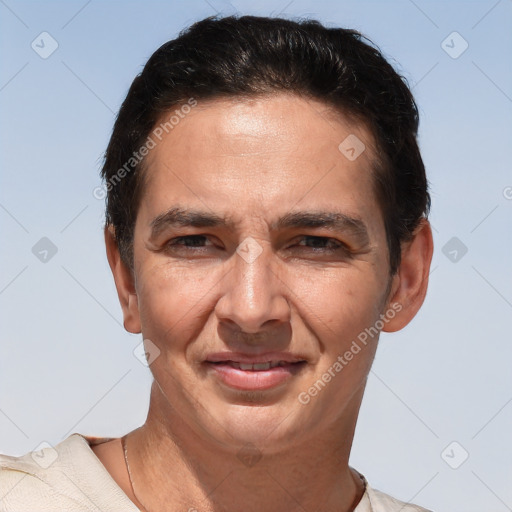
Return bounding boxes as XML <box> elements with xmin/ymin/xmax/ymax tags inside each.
<box><xmin>167</xmin><ymin>235</ymin><xmax>213</xmax><ymax>248</ymax></box>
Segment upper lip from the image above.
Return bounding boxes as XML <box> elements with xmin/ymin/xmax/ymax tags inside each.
<box><xmin>205</xmin><ymin>352</ymin><xmax>307</xmax><ymax>364</ymax></box>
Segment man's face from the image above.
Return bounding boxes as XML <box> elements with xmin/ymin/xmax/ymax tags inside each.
<box><xmin>129</xmin><ymin>94</ymin><xmax>395</xmax><ymax>451</ymax></box>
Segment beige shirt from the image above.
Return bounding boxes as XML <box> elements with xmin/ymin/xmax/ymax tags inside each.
<box><xmin>0</xmin><ymin>434</ymin><xmax>431</xmax><ymax>511</ymax></box>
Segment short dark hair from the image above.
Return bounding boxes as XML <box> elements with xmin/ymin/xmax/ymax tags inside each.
<box><xmin>101</xmin><ymin>15</ymin><xmax>430</xmax><ymax>275</ymax></box>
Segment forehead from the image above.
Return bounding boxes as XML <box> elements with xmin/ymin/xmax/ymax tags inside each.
<box><xmin>147</xmin><ymin>94</ymin><xmax>375</xmax><ymax>161</ymax></box>
<box><xmin>139</xmin><ymin>94</ymin><xmax>381</xmax><ymax>232</ymax></box>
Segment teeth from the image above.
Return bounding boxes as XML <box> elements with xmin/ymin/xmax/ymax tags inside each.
<box><xmin>253</xmin><ymin>363</ymin><xmax>271</xmax><ymax>370</ymax></box>
<box><xmin>230</xmin><ymin>361</ymin><xmax>286</xmax><ymax>371</ymax></box>
<box><xmin>238</xmin><ymin>363</ymin><xmax>260</xmax><ymax>370</ymax></box>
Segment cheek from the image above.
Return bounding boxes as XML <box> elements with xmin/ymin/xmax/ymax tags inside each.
<box><xmin>292</xmin><ymin>270</ymin><xmax>383</xmax><ymax>422</ymax></box>
<box><xmin>135</xmin><ymin>260</ymin><xmax>219</xmax><ymax>346</ymax></box>
<box><xmin>289</xmin><ymin>265</ymin><xmax>384</xmax><ymax>341</ymax></box>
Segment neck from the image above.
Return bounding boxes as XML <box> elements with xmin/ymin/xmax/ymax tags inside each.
<box><xmin>126</xmin><ymin>382</ymin><xmax>366</xmax><ymax>512</ymax></box>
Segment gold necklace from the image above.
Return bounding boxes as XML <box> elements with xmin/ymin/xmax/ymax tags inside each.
<box><xmin>122</xmin><ymin>434</ymin><xmax>151</xmax><ymax>512</ymax></box>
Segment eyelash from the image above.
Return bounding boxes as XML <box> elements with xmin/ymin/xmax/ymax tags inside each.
<box><xmin>165</xmin><ymin>235</ymin><xmax>351</xmax><ymax>255</ymax></box>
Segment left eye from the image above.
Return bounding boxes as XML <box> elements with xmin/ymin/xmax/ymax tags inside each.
<box><xmin>295</xmin><ymin>236</ymin><xmax>345</xmax><ymax>251</ymax></box>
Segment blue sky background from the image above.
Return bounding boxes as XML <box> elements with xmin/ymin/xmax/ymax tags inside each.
<box><xmin>1</xmin><ymin>1</ymin><xmax>511</xmax><ymax>511</ymax></box>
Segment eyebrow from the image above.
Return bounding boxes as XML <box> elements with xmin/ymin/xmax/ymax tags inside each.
<box><xmin>272</xmin><ymin>211</ymin><xmax>370</xmax><ymax>245</ymax></box>
<box><xmin>149</xmin><ymin>206</ymin><xmax>370</xmax><ymax>246</ymax></box>
<box><xmin>149</xmin><ymin>207</ymin><xmax>227</xmax><ymax>240</ymax></box>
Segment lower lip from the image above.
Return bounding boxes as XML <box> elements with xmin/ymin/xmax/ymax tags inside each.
<box><xmin>206</xmin><ymin>362</ymin><xmax>305</xmax><ymax>391</ymax></box>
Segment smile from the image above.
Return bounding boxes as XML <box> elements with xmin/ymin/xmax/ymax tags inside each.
<box><xmin>205</xmin><ymin>360</ymin><xmax>307</xmax><ymax>391</ymax></box>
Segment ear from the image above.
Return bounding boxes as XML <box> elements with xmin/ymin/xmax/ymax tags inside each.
<box><xmin>104</xmin><ymin>225</ymin><xmax>141</xmax><ymax>334</ymax></box>
<box><xmin>382</xmin><ymin>218</ymin><xmax>434</xmax><ymax>332</ymax></box>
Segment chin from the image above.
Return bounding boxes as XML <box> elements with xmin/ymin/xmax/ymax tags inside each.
<box><xmin>204</xmin><ymin>398</ymin><xmax>308</xmax><ymax>454</ymax></box>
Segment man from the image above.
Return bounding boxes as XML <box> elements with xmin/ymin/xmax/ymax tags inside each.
<box><xmin>0</xmin><ymin>15</ymin><xmax>433</xmax><ymax>511</ymax></box>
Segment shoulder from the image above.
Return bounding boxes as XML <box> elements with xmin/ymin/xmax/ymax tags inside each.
<box><xmin>352</xmin><ymin>470</ymin><xmax>432</xmax><ymax>512</ymax></box>
<box><xmin>0</xmin><ymin>434</ymin><xmax>89</xmax><ymax>511</ymax></box>
<box><xmin>0</xmin><ymin>434</ymin><xmax>137</xmax><ymax>512</ymax></box>
<box><xmin>363</xmin><ymin>481</ymin><xmax>433</xmax><ymax>512</ymax></box>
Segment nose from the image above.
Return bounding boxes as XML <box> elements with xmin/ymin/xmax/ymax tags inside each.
<box><xmin>214</xmin><ymin>238</ymin><xmax>291</xmax><ymax>334</ymax></box>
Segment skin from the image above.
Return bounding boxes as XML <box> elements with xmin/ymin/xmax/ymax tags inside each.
<box><xmin>95</xmin><ymin>94</ymin><xmax>433</xmax><ymax>512</ymax></box>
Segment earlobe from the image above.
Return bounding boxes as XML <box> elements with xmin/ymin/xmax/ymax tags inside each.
<box><xmin>104</xmin><ymin>226</ymin><xmax>142</xmax><ymax>334</ymax></box>
<box><xmin>382</xmin><ymin>218</ymin><xmax>434</xmax><ymax>333</ymax></box>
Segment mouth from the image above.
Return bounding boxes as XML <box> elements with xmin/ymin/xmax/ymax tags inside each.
<box><xmin>211</xmin><ymin>360</ymin><xmax>300</xmax><ymax>371</ymax></box>
<box><xmin>204</xmin><ymin>354</ymin><xmax>307</xmax><ymax>391</ymax></box>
